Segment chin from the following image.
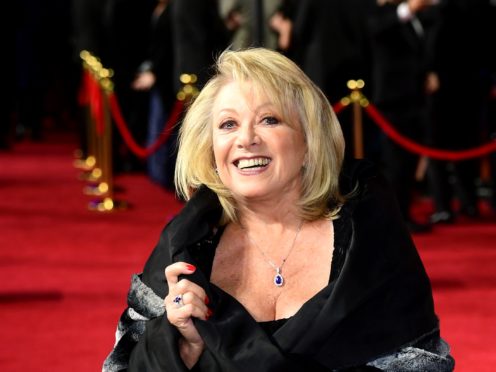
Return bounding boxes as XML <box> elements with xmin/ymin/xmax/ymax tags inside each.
<box><xmin>230</xmin><ymin>185</ymin><xmax>270</xmax><ymax>200</ymax></box>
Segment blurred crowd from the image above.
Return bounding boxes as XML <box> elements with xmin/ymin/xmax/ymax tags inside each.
<box><xmin>3</xmin><ymin>0</ymin><xmax>496</xmax><ymax>230</ymax></box>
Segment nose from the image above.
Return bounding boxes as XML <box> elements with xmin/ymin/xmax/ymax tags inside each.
<box><xmin>236</xmin><ymin>122</ymin><xmax>260</xmax><ymax>148</ymax></box>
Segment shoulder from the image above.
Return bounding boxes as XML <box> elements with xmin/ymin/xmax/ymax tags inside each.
<box><xmin>338</xmin><ymin>157</ymin><xmax>417</xmax><ymax>268</ymax></box>
<box><xmin>339</xmin><ymin>158</ymin><xmax>385</xmax><ymax>199</ymax></box>
<box><xmin>340</xmin><ymin>158</ymin><xmax>378</xmax><ymax>186</ymax></box>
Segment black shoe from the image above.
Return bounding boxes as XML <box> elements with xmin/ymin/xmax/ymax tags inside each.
<box><xmin>406</xmin><ymin>220</ymin><xmax>432</xmax><ymax>234</ymax></box>
<box><xmin>430</xmin><ymin>211</ymin><xmax>455</xmax><ymax>224</ymax></box>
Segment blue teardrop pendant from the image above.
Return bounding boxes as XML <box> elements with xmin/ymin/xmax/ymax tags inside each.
<box><xmin>274</xmin><ymin>268</ymin><xmax>284</xmax><ymax>287</ymax></box>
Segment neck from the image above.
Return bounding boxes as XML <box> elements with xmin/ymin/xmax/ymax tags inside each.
<box><xmin>236</xmin><ymin>191</ymin><xmax>302</xmax><ymax>230</ymax></box>
<box><xmin>237</xmin><ymin>214</ymin><xmax>305</xmax><ymax>288</ymax></box>
<box><xmin>234</xmin><ymin>177</ymin><xmax>303</xmax><ymax>223</ymax></box>
<box><xmin>236</xmin><ymin>206</ymin><xmax>304</xmax><ymax>265</ymax></box>
<box><xmin>238</xmin><ymin>207</ymin><xmax>302</xmax><ymax>236</ymax></box>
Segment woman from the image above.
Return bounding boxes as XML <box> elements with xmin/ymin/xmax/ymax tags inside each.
<box><xmin>103</xmin><ymin>48</ymin><xmax>454</xmax><ymax>371</ymax></box>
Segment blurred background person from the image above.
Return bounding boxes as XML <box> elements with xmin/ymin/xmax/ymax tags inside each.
<box><xmin>219</xmin><ymin>0</ymin><xmax>283</xmax><ymax>49</ymax></box>
<box><xmin>270</xmin><ymin>0</ymin><xmax>369</xmax><ymax>104</ymax></box>
<box><xmin>365</xmin><ymin>0</ymin><xmax>441</xmax><ymax>233</ymax></box>
<box><xmin>131</xmin><ymin>0</ymin><xmax>175</xmax><ymax>189</ymax></box>
<box><xmin>156</xmin><ymin>0</ymin><xmax>229</xmax><ymax>191</ymax></box>
<box><xmin>269</xmin><ymin>0</ymin><xmax>379</xmax><ymax>161</ymax></box>
<box><xmin>101</xmin><ymin>0</ymin><xmax>156</xmax><ymax>173</ymax></box>
<box><xmin>170</xmin><ymin>0</ymin><xmax>230</xmax><ymax>93</ymax></box>
<box><xmin>426</xmin><ymin>0</ymin><xmax>494</xmax><ymax>224</ymax></box>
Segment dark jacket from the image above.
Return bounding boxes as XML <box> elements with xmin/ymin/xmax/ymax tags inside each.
<box><xmin>103</xmin><ymin>160</ymin><xmax>454</xmax><ymax>371</ymax></box>
<box><xmin>366</xmin><ymin>1</ymin><xmax>440</xmax><ymax>107</ymax></box>
<box><xmin>170</xmin><ymin>0</ymin><xmax>230</xmax><ymax>93</ymax></box>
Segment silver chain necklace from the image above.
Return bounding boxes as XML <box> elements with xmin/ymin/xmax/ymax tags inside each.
<box><xmin>243</xmin><ymin>220</ymin><xmax>304</xmax><ymax>287</ymax></box>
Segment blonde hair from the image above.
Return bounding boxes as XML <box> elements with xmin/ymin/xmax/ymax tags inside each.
<box><xmin>175</xmin><ymin>48</ymin><xmax>345</xmax><ymax>223</ymax></box>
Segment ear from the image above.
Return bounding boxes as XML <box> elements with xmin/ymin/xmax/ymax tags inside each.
<box><xmin>302</xmin><ymin>151</ymin><xmax>308</xmax><ymax>169</ymax></box>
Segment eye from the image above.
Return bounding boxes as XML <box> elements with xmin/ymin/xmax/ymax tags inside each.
<box><xmin>219</xmin><ymin>119</ymin><xmax>236</xmax><ymax>129</ymax></box>
<box><xmin>261</xmin><ymin>116</ymin><xmax>280</xmax><ymax>126</ymax></box>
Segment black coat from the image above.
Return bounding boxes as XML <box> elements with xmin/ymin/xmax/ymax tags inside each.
<box><xmin>103</xmin><ymin>160</ymin><xmax>454</xmax><ymax>371</ymax></box>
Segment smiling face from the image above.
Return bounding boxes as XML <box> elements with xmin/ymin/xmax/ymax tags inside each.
<box><xmin>212</xmin><ymin>80</ymin><xmax>307</xmax><ymax>203</ymax></box>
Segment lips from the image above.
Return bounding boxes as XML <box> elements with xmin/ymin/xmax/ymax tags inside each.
<box><xmin>234</xmin><ymin>157</ymin><xmax>271</xmax><ymax>170</ymax></box>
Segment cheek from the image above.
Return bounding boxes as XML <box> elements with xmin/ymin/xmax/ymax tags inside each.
<box><xmin>212</xmin><ymin>137</ymin><xmax>229</xmax><ymax>168</ymax></box>
<box><xmin>284</xmin><ymin>136</ymin><xmax>306</xmax><ymax>163</ymax></box>
<box><xmin>212</xmin><ymin>141</ymin><xmax>232</xmax><ymax>186</ymax></box>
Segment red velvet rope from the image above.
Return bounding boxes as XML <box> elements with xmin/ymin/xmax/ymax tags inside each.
<box><xmin>108</xmin><ymin>93</ymin><xmax>344</xmax><ymax>159</ymax></box>
<box><xmin>82</xmin><ymin>68</ymin><xmax>495</xmax><ymax>162</ymax></box>
<box><xmin>80</xmin><ymin>70</ymin><xmax>105</xmax><ymax>135</ymax></box>
<box><xmin>78</xmin><ymin>70</ymin><xmax>91</xmax><ymax>106</ymax></box>
<box><xmin>108</xmin><ymin>92</ymin><xmax>184</xmax><ymax>158</ymax></box>
<box><xmin>332</xmin><ymin>100</ymin><xmax>346</xmax><ymax>114</ymax></box>
<box><xmin>365</xmin><ymin>103</ymin><xmax>496</xmax><ymax>161</ymax></box>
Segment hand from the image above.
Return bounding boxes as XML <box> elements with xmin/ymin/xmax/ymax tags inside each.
<box><xmin>164</xmin><ymin>262</ymin><xmax>211</xmax><ymax>368</ymax></box>
<box><xmin>408</xmin><ymin>0</ymin><xmax>438</xmax><ymax>13</ymax></box>
<box><xmin>131</xmin><ymin>71</ymin><xmax>156</xmax><ymax>91</ymax></box>
<box><xmin>269</xmin><ymin>12</ymin><xmax>292</xmax><ymax>51</ymax></box>
<box><xmin>425</xmin><ymin>71</ymin><xmax>440</xmax><ymax>94</ymax></box>
<box><xmin>224</xmin><ymin>9</ymin><xmax>242</xmax><ymax>31</ymax></box>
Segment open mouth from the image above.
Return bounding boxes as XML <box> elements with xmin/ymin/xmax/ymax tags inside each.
<box><xmin>234</xmin><ymin>157</ymin><xmax>271</xmax><ymax>170</ymax></box>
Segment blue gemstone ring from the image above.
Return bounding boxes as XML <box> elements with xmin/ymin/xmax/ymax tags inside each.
<box><xmin>173</xmin><ymin>294</ymin><xmax>184</xmax><ymax>308</ymax></box>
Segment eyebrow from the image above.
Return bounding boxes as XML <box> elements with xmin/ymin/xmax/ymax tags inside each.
<box><xmin>216</xmin><ymin>102</ymin><xmax>277</xmax><ymax>116</ymax></box>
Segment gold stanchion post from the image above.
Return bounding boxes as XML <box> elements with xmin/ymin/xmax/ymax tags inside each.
<box><xmin>74</xmin><ymin>51</ymin><xmax>98</xmax><ymax>175</ymax></box>
<box><xmin>177</xmin><ymin>73</ymin><xmax>199</xmax><ymax>101</ymax></box>
<box><xmin>346</xmin><ymin>79</ymin><xmax>368</xmax><ymax>159</ymax></box>
<box><xmin>82</xmin><ymin>53</ymin><xmax>105</xmax><ymax>191</ymax></box>
<box><xmin>79</xmin><ymin>51</ymin><xmax>126</xmax><ymax>211</ymax></box>
<box><xmin>89</xmin><ymin>67</ymin><xmax>127</xmax><ymax>212</ymax></box>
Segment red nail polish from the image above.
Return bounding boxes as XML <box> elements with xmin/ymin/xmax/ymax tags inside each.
<box><xmin>206</xmin><ymin>308</ymin><xmax>213</xmax><ymax>319</ymax></box>
<box><xmin>204</xmin><ymin>296</ymin><xmax>210</xmax><ymax>305</ymax></box>
<box><xmin>186</xmin><ymin>264</ymin><xmax>196</xmax><ymax>272</ymax></box>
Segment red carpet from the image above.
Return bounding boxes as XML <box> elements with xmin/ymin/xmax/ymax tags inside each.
<box><xmin>0</xmin><ymin>130</ymin><xmax>495</xmax><ymax>371</ymax></box>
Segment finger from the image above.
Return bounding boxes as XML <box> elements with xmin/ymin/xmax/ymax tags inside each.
<box><xmin>169</xmin><ymin>302</ymin><xmax>212</xmax><ymax>324</ymax></box>
<box><xmin>165</xmin><ymin>262</ymin><xmax>196</xmax><ymax>285</ymax></box>
<box><xmin>174</xmin><ymin>279</ymin><xmax>208</xmax><ymax>302</ymax></box>
<box><xmin>168</xmin><ymin>311</ymin><xmax>204</xmax><ymax>346</ymax></box>
<box><xmin>182</xmin><ymin>292</ymin><xmax>209</xmax><ymax>314</ymax></box>
<box><xmin>165</xmin><ymin>284</ymin><xmax>209</xmax><ymax>313</ymax></box>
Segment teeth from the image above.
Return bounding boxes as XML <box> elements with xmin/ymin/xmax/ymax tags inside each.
<box><xmin>237</xmin><ymin>158</ymin><xmax>270</xmax><ymax>169</ymax></box>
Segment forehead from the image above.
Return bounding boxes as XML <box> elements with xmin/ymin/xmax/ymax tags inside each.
<box><xmin>211</xmin><ymin>79</ymin><xmax>302</xmax><ymax>130</ymax></box>
<box><xmin>213</xmin><ymin>80</ymin><xmax>288</xmax><ymax>125</ymax></box>
<box><xmin>214</xmin><ymin>80</ymin><xmax>270</xmax><ymax>106</ymax></box>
